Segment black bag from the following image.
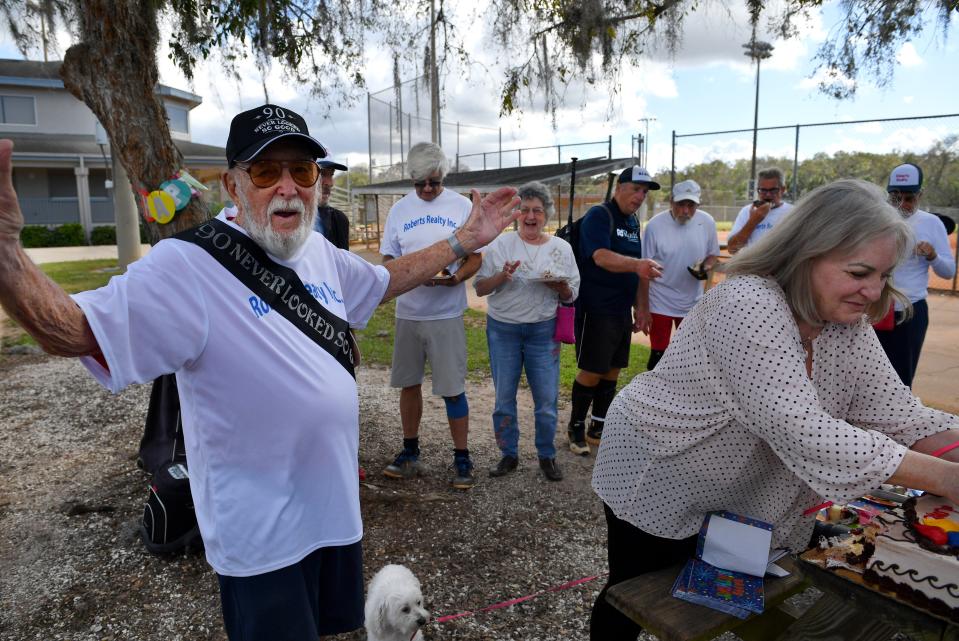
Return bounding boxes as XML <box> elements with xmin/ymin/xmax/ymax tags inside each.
<box><xmin>138</xmin><ymin>374</ymin><xmax>201</xmax><ymax>554</ymax></box>
<box><xmin>140</xmin><ymin>459</ymin><xmax>203</xmax><ymax>554</ymax></box>
<box><xmin>556</xmin><ymin>203</ymin><xmax>614</xmax><ymax>268</ymax></box>
<box><xmin>137</xmin><ymin>373</ymin><xmax>185</xmax><ymax>475</ymax></box>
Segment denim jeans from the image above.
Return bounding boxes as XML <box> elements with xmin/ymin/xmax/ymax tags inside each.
<box><xmin>486</xmin><ymin>315</ymin><xmax>560</xmax><ymax>459</ymax></box>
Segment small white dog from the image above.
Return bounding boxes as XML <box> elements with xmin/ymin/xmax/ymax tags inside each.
<box><xmin>365</xmin><ymin>564</ymin><xmax>430</xmax><ymax>641</ymax></box>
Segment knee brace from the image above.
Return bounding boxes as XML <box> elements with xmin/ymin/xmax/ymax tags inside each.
<box><xmin>443</xmin><ymin>393</ymin><xmax>469</xmax><ymax>419</ymax></box>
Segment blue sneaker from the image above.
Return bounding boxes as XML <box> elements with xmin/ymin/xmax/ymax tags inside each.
<box><xmin>451</xmin><ymin>455</ymin><xmax>475</xmax><ymax>490</ymax></box>
<box><xmin>383</xmin><ymin>448</ymin><xmax>421</xmax><ymax>479</ymax></box>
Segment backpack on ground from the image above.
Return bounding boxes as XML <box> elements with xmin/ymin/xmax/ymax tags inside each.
<box><xmin>137</xmin><ymin>373</ymin><xmax>203</xmax><ymax>555</ymax></box>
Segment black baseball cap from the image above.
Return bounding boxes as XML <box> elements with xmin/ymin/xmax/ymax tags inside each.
<box><xmin>317</xmin><ymin>159</ymin><xmax>348</xmax><ymax>171</ymax></box>
<box><xmin>617</xmin><ymin>165</ymin><xmax>661</xmax><ymax>190</ymax></box>
<box><xmin>226</xmin><ymin>104</ymin><xmax>328</xmax><ymax>167</ymax></box>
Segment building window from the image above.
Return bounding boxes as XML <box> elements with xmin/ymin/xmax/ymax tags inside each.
<box><xmin>166</xmin><ymin>104</ymin><xmax>189</xmax><ymax>134</ymax></box>
<box><xmin>48</xmin><ymin>169</ymin><xmax>77</xmax><ymax>198</ymax></box>
<box><xmin>0</xmin><ymin>95</ymin><xmax>36</xmax><ymax>125</ymax></box>
<box><xmin>89</xmin><ymin>169</ymin><xmax>109</xmax><ymax>198</ymax></box>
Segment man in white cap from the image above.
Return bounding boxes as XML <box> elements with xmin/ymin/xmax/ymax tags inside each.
<box><xmin>0</xmin><ymin>103</ymin><xmax>521</xmax><ymax>640</ymax></box>
<box><xmin>641</xmin><ymin>179</ymin><xmax>720</xmax><ymax>370</ymax></box>
<box><xmin>314</xmin><ymin>158</ymin><xmax>351</xmax><ymax>250</ymax></box>
<box><xmin>876</xmin><ymin>162</ymin><xmax>955</xmax><ymax>387</ymax></box>
<box><xmin>727</xmin><ymin>167</ymin><xmax>792</xmax><ymax>254</ymax></box>
<box><xmin>567</xmin><ymin>165</ymin><xmax>663</xmax><ymax>454</ymax></box>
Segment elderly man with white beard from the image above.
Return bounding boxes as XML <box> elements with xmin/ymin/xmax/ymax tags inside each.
<box><xmin>0</xmin><ymin>104</ymin><xmax>521</xmax><ymax>641</ymax></box>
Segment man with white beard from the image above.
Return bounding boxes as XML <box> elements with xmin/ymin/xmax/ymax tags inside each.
<box><xmin>641</xmin><ymin>179</ymin><xmax>720</xmax><ymax>370</ymax></box>
<box><xmin>0</xmin><ymin>103</ymin><xmax>521</xmax><ymax>641</ymax></box>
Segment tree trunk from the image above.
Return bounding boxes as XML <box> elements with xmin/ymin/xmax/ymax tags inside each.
<box><xmin>59</xmin><ymin>0</ymin><xmax>209</xmax><ymax>244</ymax></box>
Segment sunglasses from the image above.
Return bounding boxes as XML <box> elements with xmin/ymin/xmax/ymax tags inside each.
<box><xmin>889</xmin><ymin>191</ymin><xmax>919</xmax><ymax>204</ymax></box>
<box><xmin>237</xmin><ymin>160</ymin><xmax>321</xmax><ymax>188</ymax></box>
<box><xmin>757</xmin><ymin>187</ymin><xmax>781</xmax><ymax>195</ymax></box>
<box><xmin>413</xmin><ymin>179</ymin><xmax>442</xmax><ymax>190</ymax></box>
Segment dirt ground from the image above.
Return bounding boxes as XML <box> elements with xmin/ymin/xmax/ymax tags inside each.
<box><xmin>0</xmin><ymin>349</ymin><xmax>627</xmax><ymax>641</ymax></box>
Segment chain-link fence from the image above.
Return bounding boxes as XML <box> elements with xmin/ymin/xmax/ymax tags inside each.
<box><xmin>669</xmin><ymin>113</ymin><xmax>959</xmax><ymax>291</ymax></box>
<box><xmin>367</xmin><ymin>75</ymin><xmax>500</xmax><ymax>181</ymax></box>
<box><xmin>669</xmin><ymin>113</ymin><xmax>959</xmax><ymax>226</ymax></box>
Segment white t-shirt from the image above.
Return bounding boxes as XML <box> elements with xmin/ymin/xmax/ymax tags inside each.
<box><xmin>729</xmin><ymin>201</ymin><xmax>793</xmax><ymax>247</ymax></box>
<box><xmin>475</xmin><ymin>232</ymin><xmax>580</xmax><ymax>324</ymax></box>
<box><xmin>891</xmin><ymin>209</ymin><xmax>956</xmax><ymax>308</ymax></box>
<box><xmin>73</xmin><ymin>213</ymin><xmax>390</xmax><ymax>577</ymax></box>
<box><xmin>380</xmin><ymin>189</ymin><xmax>473</xmax><ymax>320</ymax></box>
<box><xmin>592</xmin><ymin>275</ymin><xmax>956</xmax><ymax>552</ymax></box>
<box><xmin>642</xmin><ymin>209</ymin><xmax>720</xmax><ymax>317</ymax></box>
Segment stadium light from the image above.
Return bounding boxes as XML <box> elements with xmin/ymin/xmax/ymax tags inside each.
<box><xmin>743</xmin><ymin>32</ymin><xmax>774</xmax><ymax>199</ymax></box>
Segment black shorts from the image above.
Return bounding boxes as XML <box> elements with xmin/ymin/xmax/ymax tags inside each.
<box><xmin>217</xmin><ymin>542</ymin><xmax>364</xmax><ymax>640</ymax></box>
<box><xmin>574</xmin><ymin>310</ymin><xmax>632</xmax><ymax>374</ymax></box>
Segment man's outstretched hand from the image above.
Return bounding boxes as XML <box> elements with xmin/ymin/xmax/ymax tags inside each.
<box><xmin>461</xmin><ymin>187</ymin><xmax>521</xmax><ymax>251</ymax></box>
<box><xmin>0</xmin><ymin>140</ymin><xmax>23</xmax><ymax>241</ymax></box>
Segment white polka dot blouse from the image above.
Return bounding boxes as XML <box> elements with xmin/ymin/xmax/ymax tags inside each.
<box><xmin>592</xmin><ymin>275</ymin><xmax>958</xmax><ymax>552</ymax></box>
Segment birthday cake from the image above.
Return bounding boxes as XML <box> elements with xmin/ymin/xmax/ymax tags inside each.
<box><xmin>863</xmin><ymin>495</ymin><xmax>959</xmax><ymax>621</ymax></box>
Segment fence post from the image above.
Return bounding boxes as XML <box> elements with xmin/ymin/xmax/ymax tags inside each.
<box><xmin>608</xmin><ymin>134</ymin><xmax>612</xmax><ymax>159</ymax></box>
<box><xmin>792</xmin><ymin>124</ymin><xmax>800</xmax><ymax>198</ymax></box>
<box><xmin>388</xmin><ymin>104</ymin><xmax>394</xmax><ymax>170</ymax></box>
<box><xmin>557</xmin><ymin>145</ymin><xmax>561</xmax><ymax>164</ymax></box>
<box><xmin>670</xmin><ymin>130</ymin><xmax>676</xmax><ymax>188</ymax></box>
<box><xmin>519</xmin><ymin>149</ymin><xmax>522</xmax><ymax>167</ymax></box>
<box><xmin>367</xmin><ymin>93</ymin><xmax>373</xmax><ymax>182</ymax></box>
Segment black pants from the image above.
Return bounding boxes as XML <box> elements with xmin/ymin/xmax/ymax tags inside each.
<box><xmin>876</xmin><ymin>298</ymin><xmax>928</xmax><ymax>388</ymax></box>
<box><xmin>590</xmin><ymin>503</ymin><xmax>697</xmax><ymax>640</ymax></box>
<box><xmin>217</xmin><ymin>542</ymin><xmax>364</xmax><ymax>641</ymax></box>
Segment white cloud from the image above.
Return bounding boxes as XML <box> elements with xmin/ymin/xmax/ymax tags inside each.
<box><xmin>853</xmin><ymin>122</ymin><xmax>882</xmax><ymax>134</ymax></box>
<box><xmin>903</xmin><ymin>96</ymin><xmax>915</xmax><ymax>104</ymax></box>
<box><xmin>897</xmin><ymin>42</ymin><xmax>923</xmax><ymax>67</ymax></box>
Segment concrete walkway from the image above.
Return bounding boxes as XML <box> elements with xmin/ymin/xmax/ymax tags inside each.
<box><xmin>11</xmin><ymin>244</ymin><xmax>959</xmax><ymax>414</ymax></box>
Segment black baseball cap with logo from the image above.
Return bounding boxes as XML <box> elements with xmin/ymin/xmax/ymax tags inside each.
<box><xmin>317</xmin><ymin>159</ymin><xmax>348</xmax><ymax>171</ymax></box>
<box><xmin>226</xmin><ymin>104</ymin><xmax>329</xmax><ymax>167</ymax></box>
<box><xmin>617</xmin><ymin>165</ymin><xmax>661</xmax><ymax>190</ymax></box>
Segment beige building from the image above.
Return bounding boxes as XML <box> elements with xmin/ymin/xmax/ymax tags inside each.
<box><xmin>0</xmin><ymin>59</ymin><xmax>225</xmax><ymax>239</ymax></box>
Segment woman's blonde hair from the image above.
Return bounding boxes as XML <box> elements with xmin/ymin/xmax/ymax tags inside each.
<box><xmin>725</xmin><ymin>178</ymin><xmax>913</xmax><ymax>326</ymax></box>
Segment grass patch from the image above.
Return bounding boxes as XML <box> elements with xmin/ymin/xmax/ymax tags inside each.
<box><xmin>355</xmin><ymin>303</ymin><xmax>651</xmax><ymax>396</ymax></box>
<box><xmin>40</xmin><ymin>259</ymin><xmax>121</xmax><ymax>293</ymax></box>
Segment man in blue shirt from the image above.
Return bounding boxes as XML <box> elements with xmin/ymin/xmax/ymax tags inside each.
<box><xmin>568</xmin><ymin>166</ymin><xmax>663</xmax><ymax>454</ymax></box>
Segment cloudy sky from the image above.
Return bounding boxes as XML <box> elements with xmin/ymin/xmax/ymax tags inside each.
<box><xmin>3</xmin><ymin>1</ymin><xmax>956</xmax><ymax>176</ymax></box>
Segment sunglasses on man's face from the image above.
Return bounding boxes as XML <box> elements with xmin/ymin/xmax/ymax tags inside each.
<box><xmin>413</xmin><ymin>179</ymin><xmax>442</xmax><ymax>190</ymax></box>
<box><xmin>237</xmin><ymin>160</ymin><xmax>321</xmax><ymax>188</ymax></box>
<box><xmin>889</xmin><ymin>191</ymin><xmax>919</xmax><ymax>205</ymax></box>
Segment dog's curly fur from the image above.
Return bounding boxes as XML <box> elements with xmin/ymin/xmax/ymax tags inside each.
<box><xmin>365</xmin><ymin>564</ymin><xmax>430</xmax><ymax>641</ymax></box>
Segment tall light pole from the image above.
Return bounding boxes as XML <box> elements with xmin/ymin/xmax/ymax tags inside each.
<box><xmin>638</xmin><ymin>117</ymin><xmax>656</xmax><ymax>167</ymax></box>
<box><xmin>429</xmin><ymin>0</ymin><xmax>442</xmax><ymax>146</ymax></box>
<box><xmin>742</xmin><ymin>29</ymin><xmax>773</xmax><ymax>199</ymax></box>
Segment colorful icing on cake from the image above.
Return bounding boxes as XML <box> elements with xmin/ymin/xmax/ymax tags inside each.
<box><xmin>862</xmin><ymin>496</ymin><xmax>959</xmax><ymax>622</ymax></box>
